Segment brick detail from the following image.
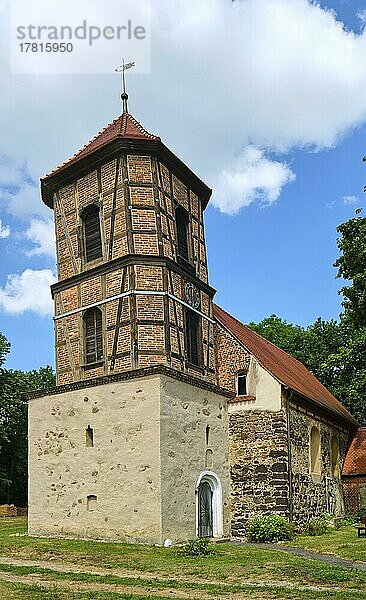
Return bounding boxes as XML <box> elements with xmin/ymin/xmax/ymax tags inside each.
<box><xmin>214</xmin><ymin>323</ymin><xmax>250</xmax><ymax>392</ymax></box>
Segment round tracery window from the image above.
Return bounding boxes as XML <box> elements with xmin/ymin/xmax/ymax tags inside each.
<box><xmin>184</xmin><ymin>282</ymin><xmax>200</xmax><ymax>309</ymax></box>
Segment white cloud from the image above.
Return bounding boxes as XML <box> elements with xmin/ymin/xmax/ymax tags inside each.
<box><xmin>0</xmin><ymin>155</ymin><xmax>49</xmax><ymax>219</ymax></box>
<box><xmin>25</xmin><ymin>219</ymin><xmax>55</xmax><ymax>258</ymax></box>
<box><xmin>212</xmin><ymin>145</ymin><xmax>295</xmax><ymax>215</ymax></box>
<box><xmin>0</xmin><ymin>219</ymin><xmax>10</xmax><ymax>238</ymax></box>
<box><xmin>0</xmin><ymin>269</ymin><xmax>56</xmax><ymax>316</ymax></box>
<box><xmin>343</xmin><ymin>195</ymin><xmax>359</xmax><ymax>205</ymax></box>
<box><xmin>152</xmin><ymin>0</ymin><xmax>366</xmax><ymax>156</ymax></box>
<box><xmin>0</xmin><ymin>0</ymin><xmax>365</xmax><ymax>217</ymax></box>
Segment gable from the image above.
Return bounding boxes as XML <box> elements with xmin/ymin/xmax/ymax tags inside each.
<box><xmin>214</xmin><ymin>304</ymin><xmax>357</xmax><ymax>427</ymax></box>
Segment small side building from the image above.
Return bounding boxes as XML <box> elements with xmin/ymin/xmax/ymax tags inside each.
<box><xmin>214</xmin><ymin>304</ymin><xmax>358</xmax><ymax>533</ymax></box>
<box><xmin>342</xmin><ymin>428</ymin><xmax>366</xmax><ymax>514</ymax></box>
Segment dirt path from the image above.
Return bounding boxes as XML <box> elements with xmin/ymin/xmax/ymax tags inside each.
<box><xmin>246</xmin><ymin>543</ymin><xmax>366</xmax><ymax>570</ymax></box>
<box><xmin>0</xmin><ymin>555</ymin><xmax>365</xmax><ymax>598</ymax></box>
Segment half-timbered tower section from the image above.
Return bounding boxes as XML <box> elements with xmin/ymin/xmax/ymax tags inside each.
<box><xmin>41</xmin><ymin>112</ymin><xmax>216</xmax><ymax>386</ymax></box>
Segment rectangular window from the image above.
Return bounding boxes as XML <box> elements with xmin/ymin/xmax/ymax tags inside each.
<box><xmin>84</xmin><ymin>308</ymin><xmax>103</xmax><ymax>365</ymax></box>
<box><xmin>83</xmin><ymin>205</ymin><xmax>103</xmax><ymax>263</ymax></box>
<box><xmin>237</xmin><ymin>373</ymin><xmax>247</xmax><ymax>396</ymax></box>
<box><xmin>185</xmin><ymin>308</ymin><xmax>201</xmax><ymax>366</ymax></box>
<box><xmin>86</xmin><ymin>426</ymin><xmax>94</xmax><ymax>447</ymax></box>
<box><xmin>175</xmin><ymin>205</ymin><xmax>189</xmax><ymax>261</ymax></box>
<box><xmin>87</xmin><ymin>495</ymin><xmax>97</xmax><ymax>511</ymax></box>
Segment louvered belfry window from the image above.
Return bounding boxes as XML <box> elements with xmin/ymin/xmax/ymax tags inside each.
<box><xmin>84</xmin><ymin>308</ymin><xmax>103</xmax><ymax>365</ymax></box>
<box><xmin>175</xmin><ymin>205</ymin><xmax>189</xmax><ymax>261</ymax></box>
<box><xmin>185</xmin><ymin>308</ymin><xmax>201</xmax><ymax>366</ymax></box>
<box><xmin>83</xmin><ymin>205</ymin><xmax>102</xmax><ymax>262</ymax></box>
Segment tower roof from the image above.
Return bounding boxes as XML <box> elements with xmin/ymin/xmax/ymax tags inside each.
<box><xmin>41</xmin><ymin>111</ymin><xmax>212</xmax><ymax>210</ymax></box>
<box><xmin>43</xmin><ymin>112</ymin><xmax>160</xmax><ymax>180</ymax></box>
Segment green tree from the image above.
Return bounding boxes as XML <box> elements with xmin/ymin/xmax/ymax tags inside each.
<box><xmin>0</xmin><ymin>359</ymin><xmax>55</xmax><ymax>506</ymax></box>
<box><xmin>247</xmin><ymin>315</ymin><xmax>346</xmax><ymax>394</ymax></box>
<box><xmin>0</xmin><ymin>332</ymin><xmax>10</xmax><ymax>367</ymax></box>
<box><xmin>332</xmin><ymin>210</ymin><xmax>366</xmax><ymax>424</ymax></box>
<box><xmin>334</xmin><ymin>210</ymin><xmax>366</xmax><ymax>328</ymax></box>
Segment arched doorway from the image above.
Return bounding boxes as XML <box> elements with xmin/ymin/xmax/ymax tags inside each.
<box><xmin>196</xmin><ymin>471</ymin><xmax>223</xmax><ymax>538</ymax></box>
<box><xmin>198</xmin><ymin>480</ymin><xmax>213</xmax><ymax>537</ymax></box>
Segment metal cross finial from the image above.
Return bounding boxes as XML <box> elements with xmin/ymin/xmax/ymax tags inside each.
<box><xmin>114</xmin><ymin>59</ymin><xmax>135</xmax><ymax>114</ymax></box>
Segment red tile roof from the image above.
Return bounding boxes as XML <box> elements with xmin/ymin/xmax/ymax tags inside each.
<box><xmin>343</xmin><ymin>428</ymin><xmax>366</xmax><ymax>475</ymax></box>
<box><xmin>42</xmin><ymin>112</ymin><xmax>160</xmax><ymax>180</ymax></box>
<box><xmin>214</xmin><ymin>304</ymin><xmax>357</xmax><ymax>426</ymax></box>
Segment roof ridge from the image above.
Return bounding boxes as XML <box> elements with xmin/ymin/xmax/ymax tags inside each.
<box><xmin>123</xmin><ymin>112</ymin><xmax>160</xmax><ymax>140</ymax></box>
<box><xmin>42</xmin><ymin>115</ymin><xmax>122</xmax><ymax>179</ymax></box>
<box><xmin>214</xmin><ymin>303</ymin><xmax>304</xmax><ymax>366</ymax></box>
<box><xmin>42</xmin><ymin>112</ymin><xmax>160</xmax><ymax>180</ymax></box>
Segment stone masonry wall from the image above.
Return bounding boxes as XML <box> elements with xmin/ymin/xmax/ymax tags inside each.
<box><xmin>160</xmin><ymin>375</ymin><xmax>230</xmax><ymax>542</ymax></box>
<box><xmin>229</xmin><ymin>409</ymin><xmax>289</xmax><ymax>536</ymax></box>
<box><xmin>289</xmin><ymin>403</ymin><xmax>350</xmax><ymax>524</ymax></box>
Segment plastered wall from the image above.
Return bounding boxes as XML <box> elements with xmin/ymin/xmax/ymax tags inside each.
<box><xmin>28</xmin><ymin>375</ymin><xmax>162</xmax><ymax>543</ymax></box>
<box><xmin>159</xmin><ymin>375</ymin><xmax>230</xmax><ymax>542</ymax></box>
<box><xmin>28</xmin><ymin>373</ymin><xmax>229</xmax><ymax>544</ymax></box>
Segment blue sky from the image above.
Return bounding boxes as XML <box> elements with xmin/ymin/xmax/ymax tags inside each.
<box><xmin>0</xmin><ymin>0</ymin><xmax>365</xmax><ymax>371</ymax></box>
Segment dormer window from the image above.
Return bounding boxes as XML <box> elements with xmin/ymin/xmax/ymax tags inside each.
<box><xmin>82</xmin><ymin>204</ymin><xmax>102</xmax><ymax>263</ymax></box>
<box><xmin>236</xmin><ymin>372</ymin><xmax>247</xmax><ymax>396</ymax></box>
<box><xmin>175</xmin><ymin>205</ymin><xmax>189</xmax><ymax>261</ymax></box>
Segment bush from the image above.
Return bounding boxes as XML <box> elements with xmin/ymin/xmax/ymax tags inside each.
<box><xmin>335</xmin><ymin>515</ymin><xmax>358</xmax><ymax>528</ymax></box>
<box><xmin>355</xmin><ymin>507</ymin><xmax>366</xmax><ymax>521</ymax></box>
<box><xmin>247</xmin><ymin>514</ymin><xmax>296</xmax><ymax>543</ymax></box>
<box><xmin>178</xmin><ymin>538</ymin><xmax>213</xmax><ymax>557</ymax></box>
<box><xmin>302</xmin><ymin>513</ymin><xmax>335</xmax><ymax>536</ymax></box>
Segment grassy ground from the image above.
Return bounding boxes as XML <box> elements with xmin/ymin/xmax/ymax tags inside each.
<box><xmin>287</xmin><ymin>523</ymin><xmax>366</xmax><ymax>562</ymax></box>
<box><xmin>0</xmin><ymin>518</ymin><xmax>365</xmax><ymax>599</ymax></box>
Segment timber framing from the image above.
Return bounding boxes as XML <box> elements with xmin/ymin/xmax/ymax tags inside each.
<box><xmin>51</xmin><ymin>254</ymin><xmax>216</xmax><ymax>298</ymax></box>
<box><xmin>24</xmin><ymin>364</ymin><xmax>234</xmax><ymax>401</ymax></box>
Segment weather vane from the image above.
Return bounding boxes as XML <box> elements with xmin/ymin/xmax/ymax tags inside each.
<box><xmin>115</xmin><ymin>59</ymin><xmax>135</xmax><ymax>114</ymax></box>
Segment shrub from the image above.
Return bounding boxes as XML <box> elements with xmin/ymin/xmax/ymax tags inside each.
<box><xmin>302</xmin><ymin>513</ymin><xmax>335</xmax><ymax>536</ymax></box>
<box><xmin>178</xmin><ymin>538</ymin><xmax>213</xmax><ymax>557</ymax></box>
<box><xmin>355</xmin><ymin>507</ymin><xmax>366</xmax><ymax>521</ymax></box>
<box><xmin>335</xmin><ymin>515</ymin><xmax>358</xmax><ymax>528</ymax></box>
<box><xmin>247</xmin><ymin>514</ymin><xmax>296</xmax><ymax>543</ymax></box>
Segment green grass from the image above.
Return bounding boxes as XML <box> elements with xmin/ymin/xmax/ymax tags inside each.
<box><xmin>286</xmin><ymin>524</ymin><xmax>366</xmax><ymax>562</ymax></box>
<box><xmin>1</xmin><ymin>518</ymin><xmax>366</xmax><ymax>599</ymax></box>
<box><xmin>1</xmin><ymin>579</ymin><xmax>366</xmax><ymax>600</ymax></box>
<box><xmin>0</xmin><ymin>580</ymin><xmax>173</xmax><ymax>599</ymax></box>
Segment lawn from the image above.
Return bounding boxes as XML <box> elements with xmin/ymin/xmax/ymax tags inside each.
<box><xmin>288</xmin><ymin>523</ymin><xmax>366</xmax><ymax>563</ymax></box>
<box><xmin>0</xmin><ymin>518</ymin><xmax>365</xmax><ymax>599</ymax></box>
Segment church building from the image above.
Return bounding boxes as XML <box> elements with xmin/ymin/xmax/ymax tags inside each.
<box><xmin>27</xmin><ymin>94</ymin><xmax>358</xmax><ymax>544</ymax></box>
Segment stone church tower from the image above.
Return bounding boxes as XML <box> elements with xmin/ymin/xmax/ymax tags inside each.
<box><xmin>28</xmin><ymin>97</ymin><xmax>232</xmax><ymax>544</ymax></box>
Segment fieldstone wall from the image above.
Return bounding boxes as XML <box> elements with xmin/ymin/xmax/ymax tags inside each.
<box><xmin>229</xmin><ymin>409</ymin><xmax>289</xmax><ymax>536</ymax></box>
<box><xmin>289</xmin><ymin>404</ymin><xmax>349</xmax><ymax>524</ymax></box>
